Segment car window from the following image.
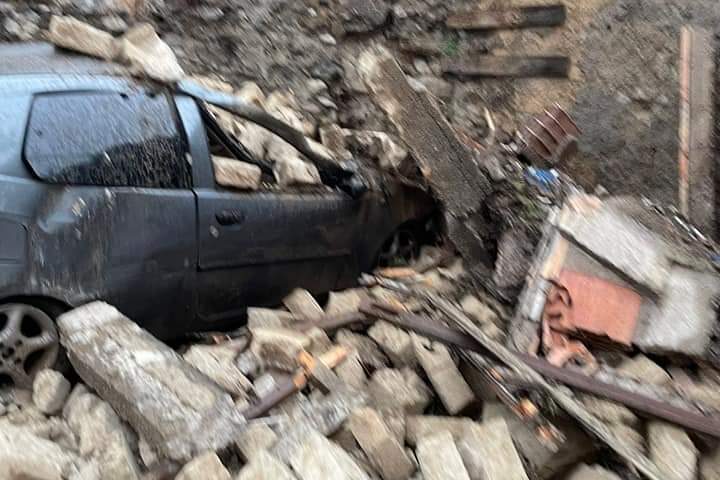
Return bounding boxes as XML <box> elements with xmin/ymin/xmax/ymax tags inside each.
<box><xmin>24</xmin><ymin>91</ymin><xmax>191</xmax><ymax>189</ymax></box>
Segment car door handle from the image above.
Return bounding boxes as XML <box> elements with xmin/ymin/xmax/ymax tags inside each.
<box><xmin>216</xmin><ymin>210</ymin><xmax>246</xmax><ymax>226</ymax></box>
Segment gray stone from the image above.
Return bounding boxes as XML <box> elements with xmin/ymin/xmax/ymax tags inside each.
<box><xmin>100</xmin><ymin>14</ymin><xmax>128</xmax><ymax>33</ymax></box>
<box><xmin>634</xmin><ymin>267</ymin><xmax>720</xmax><ymax>355</ymax></box>
<box><xmin>368</xmin><ymin>321</ymin><xmax>415</xmax><ymax>367</ymax></box>
<box><xmin>237</xmin><ymin>450</ymin><xmax>297</xmax><ymax>480</ymax></box>
<box><xmin>460</xmin><ymin>295</ymin><xmax>498</xmax><ymax>326</ymax></box>
<box><xmin>412</xmin><ymin>335</ymin><xmax>474</xmax><ymax>415</ymax></box>
<box><xmin>184</xmin><ymin>344</ymin><xmax>252</xmax><ymax>397</ymax></box>
<box><xmin>176</xmin><ymin>452</ymin><xmax>231</xmax><ymax>480</ymax></box>
<box><xmin>252</xmin><ymin>371</ymin><xmax>290</xmax><ymax>399</ymax></box>
<box><xmin>579</xmin><ymin>395</ymin><xmax>637</xmax><ymax>426</ymax></box>
<box><xmin>648</xmin><ymin>421</ymin><xmax>698</xmax><ymax>480</ymax></box>
<box><xmin>272</xmin><ymin>388</ymin><xmax>368</xmax><ymax>463</ymax></box>
<box><xmin>288</xmin><ymin>429</ymin><xmax>370</xmax><ymax>480</ymax></box>
<box><xmin>58</xmin><ymin>302</ymin><xmax>246</xmax><ymax>462</ymax></box>
<box><xmin>273</xmin><ymin>157</ymin><xmax>322</xmax><ymax>187</ymax></box>
<box><xmin>557</xmin><ymin>197</ymin><xmax>670</xmax><ymax>294</ymax></box>
<box><xmin>33</xmin><ymin>369</ymin><xmax>71</xmax><ymax>415</ymax></box>
<box><xmin>616</xmin><ymin>355</ymin><xmax>671</xmax><ymax>386</ymax></box>
<box><xmin>118</xmin><ymin>23</ymin><xmax>185</xmax><ymax>82</ymax></box>
<box><xmin>416</xmin><ymin>431</ymin><xmax>470</xmax><ymax>480</ymax></box>
<box><xmin>564</xmin><ymin>464</ymin><xmax>622</xmax><ymax>480</ymax></box>
<box><xmin>368</xmin><ymin>368</ymin><xmax>431</xmax><ymax>414</ymax></box>
<box><xmin>405</xmin><ymin>415</ymin><xmax>474</xmax><ymax>447</ymax></box>
<box><xmin>70</xmin><ymin>459</ymin><xmax>101</xmax><ymax>480</ymax></box>
<box><xmin>0</xmin><ymin>423</ymin><xmax>77</xmax><ymax>480</ymax></box>
<box><xmin>334</xmin><ymin>349</ymin><xmax>367</xmax><ymax>390</ymax></box>
<box><xmin>340</xmin><ymin>0</ymin><xmax>390</xmax><ymax>34</ymax></box>
<box><xmin>336</xmin><ymin>330</ymin><xmax>389</xmax><ymax>370</ymax></box>
<box><xmin>47</xmin><ymin>15</ymin><xmax>119</xmax><ymax>61</ymax></box>
<box><xmin>282</xmin><ymin>289</ymin><xmax>324</xmax><ymax>319</ymax></box>
<box><xmin>247</xmin><ymin>308</ymin><xmax>296</xmax><ymax>329</ymax></box>
<box><xmin>212</xmin><ymin>157</ymin><xmax>262</xmax><ymax>191</ymax></box>
<box><xmin>250</xmin><ymin>326</ymin><xmax>311</xmax><ymax>371</ymax></box>
<box><xmin>235</xmin><ymin>422</ymin><xmax>279</xmax><ymax>461</ymax></box>
<box><xmin>456</xmin><ymin>418</ymin><xmax>529</xmax><ymax>480</ymax></box>
<box><xmin>325</xmin><ymin>289</ymin><xmax>364</xmax><ymax>316</ymax></box>
<box><xmin>349</xmin><ymin>408</ymin><xmax>415</xmax><ymax>480</ymax></box>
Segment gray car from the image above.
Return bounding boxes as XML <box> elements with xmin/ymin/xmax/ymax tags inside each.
<box><xmin>0</xmin><ymin>43</ymin><xmax>434</xmax><ymax>387</ymax></box>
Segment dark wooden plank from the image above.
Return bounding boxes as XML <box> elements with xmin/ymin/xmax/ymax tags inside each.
<box><xmin>678</xmin><ymin>26</ymin><xmax>716</xmax><ymax>236</ymax></box>
<box><xmin>442</xmin><ymin>55</ymin><xmax>571</xmax><ymax>78</ymax></box>
<box><xmin>447</xmin><ymin>5</ymin><xmax>567</xmax><ymax>30</ymax></box>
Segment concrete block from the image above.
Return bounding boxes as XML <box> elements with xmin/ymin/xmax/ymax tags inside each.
<box><xmin>33</xmin><ymin>369</ymin><xmax>71</xmax><ymax>415</ymax></box>
<box><xmin>250</xmin><ymin>326</ymin><xmax>311</xmax><ymax>371</ymax></box>
<box><xmin>184</xmin><ymin>344</ymin><xmax>252</xmax><ymax>397</ymax></box>
<box><xmin>247</xmin><ymin>308</ymin><xmax>296</xmax><ymax>329</ymax></box>
<box><xmin>369</xmin><ymin>368</ymin><xmax>431</xmax><ymax>414</ymax></box>
<box><xmin>58</xmin><ymin>302</ymin><xmax>246</xmax><ymax>462</ymax></box>
<box><xmin>634</xmin><ymin>267</ymin><xmax>720</xmax><ymax>355</ymax></box>
<box><xmin>349</xmin><ymin>408</ymin><xmax>415</xmax><ymax>480</ymax></box>
<box><xmin>325</xmin><ymin>289</ymin><xmax>364</xmax><ymax>316</ymax></box>
<box><xmin>176</xmin><ymin>452</ymin><xmax>231</xmax><ymax>480</ymax></box>
<box><xmin>412</xmin><ymin>335</ymin><xmax>474</xmax><ymax>414</ymax></box>
<box><xmin>648</xmin><ymin>421</ymin><xmax>698</xmax><ymax>480</ymax></box>
<box><xmin>283</xmin><ymin>289</ymin><xmax>324</xmax><ymax>319</ymax></box>
<box><xmin>336</xmin><ymin>330</ymin><xmax>389</xmax><ymax>370</ymax></box>
<box><xmin>288</xmin><ymin>429</ymin><xmax>370</xmax><ymax>480</ymax></box>
<box><xmin>212</xmin><ymin>157</ymin><xmax>262</xmax><ymax>191</ymax></box>
<box><xmin>416</xmin><ymin>431</ymin><xmax>470</xmax><ymax>480</ymax></box>
<box><xmin>456</xmin><ymin>418</ymin><xmax>529</xmax><ymax>480</ymax></box>
<box><xmin>368</xmin><ymin>321</ymin><xmax>416</xmax><ymax>367</ymax></box>
<box><xmin>47</xmin><ymin>15</ymin><xmax>119</xmax><ymax>61</ymax></box>
<box><xmin>405</xmin><ymin>415</ymin><xmax>474</xmax><ymax>447</ymax></box>
<box><xmin>0</xmin><ymin>423</ymin><xmax>77</xmax><ymax>480</ymax></box>
<box><xmin>235</xmin><ymin>422</ymin><xmax>279</xmax><ymax>461</ymax></box>
<box><xmin>237</xmin><ymin>450</ymin><xmax>297</xmax><ymax>480</ymax></box>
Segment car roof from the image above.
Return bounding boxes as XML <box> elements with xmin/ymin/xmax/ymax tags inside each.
<box><xmin>0</xmin><ymin>42</ymin><xmax>129</xmax><ymax>76</ymax></box>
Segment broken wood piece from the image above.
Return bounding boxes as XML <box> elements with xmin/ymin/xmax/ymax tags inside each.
<box><xmin>447</xmin><ymin>5</ymin><xmax>567</xmax><ymax>31</ymax></box>
<box><xmin>442</xmin><ymin>55</ymin><xmax>571</xmax><ymax>78</ymax></box>
<box><xmin>678</xmin><ymin>26</ymin><xmax>716</xmax><ymax>236</ymax></box>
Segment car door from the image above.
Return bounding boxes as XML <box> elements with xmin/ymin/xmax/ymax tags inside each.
<box><xmin>22</xmin><ymin>87</ymin><xmax>198</xmax><ymax>338</ymax></box>
<box><xmin>178</xmin><ymin>97</ymin><xmax>362</xmax><ymax>323</ymax></box>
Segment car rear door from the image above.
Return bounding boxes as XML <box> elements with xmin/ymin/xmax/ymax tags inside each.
<box><xmin>178</xmin><ymin>97</ymin><xmax>361</xmax><ymax>323</ymax></box>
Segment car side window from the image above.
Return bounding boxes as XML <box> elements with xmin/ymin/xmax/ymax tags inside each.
<box><xmin>24</xmin><ymin>91</ymin><xmax>191</xmax><ymax>189</ymax></box>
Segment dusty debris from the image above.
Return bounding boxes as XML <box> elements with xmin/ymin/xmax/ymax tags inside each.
<box><xmin>57</xmin><ymin>302</ymin><xmax>246</xmax><ymax>462</ymax></box>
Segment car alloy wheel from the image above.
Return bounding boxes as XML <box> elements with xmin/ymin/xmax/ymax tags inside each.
<box><xmin>0</xmin><ymin>304</ymin><xmax>59</xmax><ymax>388</ymax></box>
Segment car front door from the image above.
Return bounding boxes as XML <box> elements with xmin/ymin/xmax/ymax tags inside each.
<box><xmin>178</xmin><ymin>97</ymin><xmax>361</xmax><ymax>324</ymax></box>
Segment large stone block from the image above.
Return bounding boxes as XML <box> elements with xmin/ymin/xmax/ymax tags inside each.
<box><xmin>405</xmin><ymin>415</ymin><xmax>474</xmax><ymax>447</ymax></box>
<box><xmin>648</xmin><ymin>421</ymin><xmax>698</xmax><ymax>480</ymax></box>
<box><xmin>58</xmin><ymin>302</ymin><xmax>246</xmax><ymax>462</ymax></box>
<box><xmin>368</xmin><ymin>368</ymin><xmax>432</xmax><ymax>414</ymax></box>
<box><xmin>288</xmin><ymin>430</ymin><xmax>370</xmax><ymax>480</ymax></box>
<box><xmin>184</xmin><ymin>344</ymin><xmax>252</xmax><ymax>397</ymax></box>
<box><xmin>368</xmin><ymin>321</ymin><xmax>416</xmax><ymax>367</ymax></box>
<box><xmin>349</xmin><ymin>408</ymin><xmax>415</xmax><ymax>480</ymax></box>
<box><xmin>33</xmin><ymin>369</ymin><xmax>71</xmax><ymax>415</ymax></box>
<box><xmin>176</xmin><ymin>452</ymin><xmax>231</xmax><ymax>480</ymax></box>
<box><xmin>237</xmin><ymin>450</ymin><xmax>297</xmax><ymax>480</ymax></box>
<box><xmin>47</xmin><ymin>15</ymin><xmax>119</xmax><ymax>61</ymax></box>
<box><xmin>456</xmin><ymin>418</ymin><xmax>529</xmax><ymax>480</ymax></box>
<box><xmin>416</xmin><ymin>431</ymin><xmax>470</xmax><ymax>480</ymax></box>
<box><xmin>212</xmin><ymin>157</ymin><xmax>262</xmax><ymax>191</ymax></box>
<box><xmin>0</xmin><ymin>423</ymin><xmax>77</xmax><ymax>480</ymax></box>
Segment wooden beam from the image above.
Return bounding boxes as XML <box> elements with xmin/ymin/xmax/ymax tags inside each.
<box><xmin>447</xmin><ymin>5</ymin><xmax>567</xmax><ymax>31</ymax></box>
<box><xmin>442</xmin><ymin>55</ymin><xmax>570</xmax><ymax>78</ymax></box>
<box><xmin>678</xmin><ymin>26</ymin><xmax>716</xmax><ymax>236</ymax></box>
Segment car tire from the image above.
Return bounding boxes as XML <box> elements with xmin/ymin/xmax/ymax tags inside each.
<box><xmin>0</xmin><ymin>302</ymin><xmax>66</xmax><ymax>389</ymax></box>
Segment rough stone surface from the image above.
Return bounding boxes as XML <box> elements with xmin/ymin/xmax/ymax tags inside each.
<box><xmin>456</xmin><ymin>418</ymin><xmax>529</xmax><ymax>480</ymax></box>
<box><xmin>33</xmin><ymin>369</ymin><xmax>71</xmax><ymax>415</ymax></box>
<box><xmin>336</xmin><ymin>330</ymin><xmax>389</xmax><ymax>370</ymax></box>
<box><xmin>412</xmin><ymin>335</ymin><xmax>475</xmax><ymax>415</ymax></box>
<box><xmin>250</xmin><ymin>326</ymin><xmax>311</xmax><ymax>371</ymax></box>
<box><xmin>635</xmin><ymin>266</ymin><xmax>720</xmax><ymax>355</ymax></box>
<box><xmin>273</xmin><ymin>157</ymin><xmax>322</xmax><ymax>187</ymax></box>
<box><xmin>564</xmin><ymin>464</ymin><xmax>622</xmax><ymax>480</ymax></box>
<box><xmin>416</xmin><ymin>431</ymin><xmax>470</xmax><ymax>480</ymax></box>
<box><xmin>405</xmin><ymin>415</ymin><xmax>474</xmax><ymax>447</ymax></box>
<box><xmin>283</xmin><ymin>289</ymin><xmax>324</xmax><ymax>319</ymax></box>
<box><xmin>0</xmin><ymin>423</ymin><xmax>77</xmax><ymax>480</ymax></box>
<box><xmin>176</xmin><ymin>452</ymin><xmax>231</xmax><ymax>480</ymax></box>
<box><xmin>288</xmin><ymin>429</ymin><xmax>370</xmax><ymax>480</ymax></box>
<box><xmin>212</xmin><ymin>157</ymin><xmax>262</xmax><ymax>191</ymax></box>
<box><xmin>184</xmin><ymin>344</ymin><xmax>252</xmax><ymax>397</ymax></box>
<box><xmin>334</xmin><ymin>349</ymin><xmax>367</xmax><ymax>390</ymax></box>
<box><xmin>119</xmin><ymin>22</ymin><xmax>185</xmax><ymax>82</ymax></box>
<box><xmin>325</xmin><ymin>289</ymin><xmax>364</xmax><ymax>316</ymax></box>
<box><xmin>47</xmin><ymin>15</ymin><xmax>119</xmax><ymax>61</ymax></box>
<box><xmin>349</xmin><ymin>407</ymin><xmax>415</xmax><ymax>480</ymax></box>
<box><xmin>369</xmin><ymin>368</ymin><xmax>431</xmax><ymax>414</ymax></box>
<box><xmin>237</xmin><ymin>450</ymin><xmax>297</xmax><ymax>480</ymax></box>
<box><xmin>460</xmin><ymin>295</ymin><xmax>499</xmax><ymax>326</ymax></box>
<box><xmin>616</xmin><ymin>355</ymin><xmax>671</xmax><ymax>386</ymax></box>
<box><xmin>58</xmin><ymin>302</ymin><xmax>246</xmax><ymax>462</ymax></box>
<box><xmin>235</xmin><ymin>422</ymin><xmax>279</xmax><ymax>461</ymax></box>
<box><xmin>247</xmin><ymin>308</ymin><xmax>296</xmax><ymax>329</ymax></box>
<box><xmin>368</xmin><ymin>321</ymin><xmax>416</xmax><ymax>367</ymax></box>
<box><xmin>647</xmin><ymin>421</ymin><xmax>698</xmax><ymax>480</ymax></box>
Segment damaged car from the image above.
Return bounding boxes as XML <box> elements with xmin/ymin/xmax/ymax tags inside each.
<box><xmin>0</xmin><ymin>43</ymin><xmax>435</xmax><ymax>386</ymax></box>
